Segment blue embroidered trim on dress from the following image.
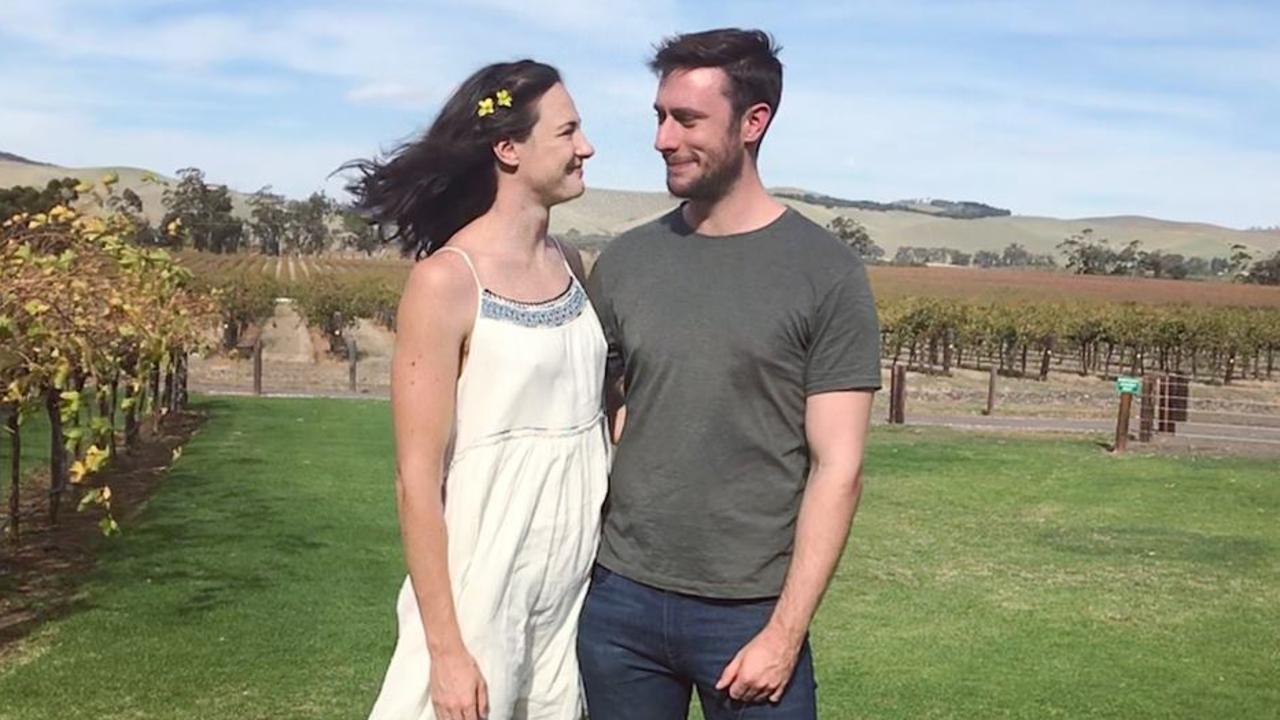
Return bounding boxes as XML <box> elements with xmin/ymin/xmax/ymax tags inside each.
<box><xmin>480</xmin><ymin>279</ymin><xmax>586</xmax><ymax>328</ymax></box>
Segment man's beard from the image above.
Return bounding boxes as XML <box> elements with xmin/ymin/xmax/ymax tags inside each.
<box><xmin>667</xmin><ymin>144</ymin><xmax>744</xmax><ymax>201</ymax></box>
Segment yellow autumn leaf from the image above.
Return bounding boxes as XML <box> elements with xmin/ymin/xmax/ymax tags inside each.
<box><xmin>53</xmin><ymin>360</ymin><xmax>71</xmax><ymax>389</ymax></box>
<box><xmin>85</xmin><ymin>444</ymin><xmax>110</xmax><ymax>472</ymax></box>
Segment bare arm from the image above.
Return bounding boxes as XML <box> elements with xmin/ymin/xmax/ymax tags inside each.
<box><xmin>390</xmin><ymin>255</ymin><xmax>488</xmax><ymax>719</ymax></box>
<box><xmin>718</xmin><ymin>389</ymin><xmax>875</xmax><ymax>703</ymax></box>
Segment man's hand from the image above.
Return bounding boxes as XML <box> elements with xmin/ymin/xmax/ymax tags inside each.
<box><xmin>715</xmin><ymin>622</ymin><xmax>803</xmax><ymax>704</ymax></box>
<box><xmin>429</xmin><ymin>648</ymin><xmax>489</xmax><ymax>720</ymax></box>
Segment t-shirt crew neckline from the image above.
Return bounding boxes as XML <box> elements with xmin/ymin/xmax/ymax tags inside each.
<box><xmin>671</xmin><ymin>203</ymin><xmax>794</xmax><ymax>240</ymax></box>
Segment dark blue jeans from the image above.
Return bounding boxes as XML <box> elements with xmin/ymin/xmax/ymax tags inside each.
<box><xmin>577</xmin><ymin>565</ymin><xmax>817</xmax><ymax>719</ymax></box>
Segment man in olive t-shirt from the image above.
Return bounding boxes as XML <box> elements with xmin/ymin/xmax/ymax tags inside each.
<box><xmin>578</xmin><ymin>28</ymin><xmax>881</xmax><ymax>720</ymax></box>
<box><xmin>588</xmin><ymin>207</ymin><xmax>880</xmax><ymax>598</ymax></box>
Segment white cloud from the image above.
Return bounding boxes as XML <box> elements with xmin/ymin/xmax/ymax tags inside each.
<box><xmin>802</xmin><ymin>0</ymin><xmax>1274</xmax><ymax>42</ymax></box>
<box><xmin>0</xmin><ymin>0</ymin><xmax>1275</xmax><ymax>227</ymax></box>
<box><xmin>444</xmin><ymin>0</ymin><xmax>680</xmax><ymax>44</ymax></box>
<box><xmin>767</xmin><ymin>85</ymin><xmax>1277</xmax><ymax>225</ymax></box>
<box><xmin>345</xmin><ymin>81</ymin><xmax>440</xmax><ymax>109</ymax></box>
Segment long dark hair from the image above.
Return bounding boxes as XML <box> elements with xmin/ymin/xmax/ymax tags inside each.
<box><xmin>342</xmin><ymin>60</ymin><xmax>561</xmax><ymax>259</ymax></box>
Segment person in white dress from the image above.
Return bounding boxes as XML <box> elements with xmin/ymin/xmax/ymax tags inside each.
<box><xmin>344</xmin><ymin>60</ymin><xmax>607</xmax><ymax>720</ymax></box>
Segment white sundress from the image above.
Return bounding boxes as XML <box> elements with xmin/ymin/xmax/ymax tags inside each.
<box><xmin>368</xmin><ymin>243</ymin><xmax>610</xmax><ymax>720</ymax></box>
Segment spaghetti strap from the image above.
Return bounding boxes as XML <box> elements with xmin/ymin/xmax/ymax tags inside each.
<box><xmin>549</xmin><ymin>237</ymin><xmax>579</xmax><ymax>283</ymax></box>
<box><xmin>436</xmin><ymin>246</ymin><xmax>483</xmax><ymax>301</ymax></box>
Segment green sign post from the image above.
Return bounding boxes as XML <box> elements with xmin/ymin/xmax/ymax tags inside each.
<box><xmin>1115</xmin><ymin>376</ymin><xmax>1142</xmax><ymax>395</ymax></box>
<box><xmin>1113</xmin><ymin>376</ymin><xmax>1142</xmax><ymax>453</ymax></box>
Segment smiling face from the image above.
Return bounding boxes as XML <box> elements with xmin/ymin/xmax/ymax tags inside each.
<box><xmin>653</xmin><ymin>67</ymin><xmax>748</xmax><ymax>201</ymax></box>
<box><xmin>507</xmin><ymin>82</ymin><xmax>595</xmax><ymax>206</ymax></box>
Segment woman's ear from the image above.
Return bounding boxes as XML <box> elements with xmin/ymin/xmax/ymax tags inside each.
<box><xmin>493</xmin><ymin>138</ymin><xmax>520</xmax><ymax>169</ymax></box>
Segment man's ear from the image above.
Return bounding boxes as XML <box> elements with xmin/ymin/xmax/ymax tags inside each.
<box><xmin>740</xmin><ymin>102</ymin><xmax>773</xmax><ymax>145</ymax></box>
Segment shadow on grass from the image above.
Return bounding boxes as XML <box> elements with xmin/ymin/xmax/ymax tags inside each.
<box><xmin>0</xmin><ymin>410</ymin><xmax>207</xmax><ymax>657</ymax></box>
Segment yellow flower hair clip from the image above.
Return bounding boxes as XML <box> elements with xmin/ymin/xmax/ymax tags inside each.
<box><xmin>477</xmin><ymin>89</ymin><xmax>513</xmax><ymax>118</ymax></box>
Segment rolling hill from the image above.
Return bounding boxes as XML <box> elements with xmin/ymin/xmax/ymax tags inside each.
<box><xmin>3</xmin><ymin>155</ymin><xmax>1277</xmax><ymax>260</ymax></box>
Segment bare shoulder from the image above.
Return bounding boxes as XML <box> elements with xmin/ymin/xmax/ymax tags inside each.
<box><xmin>397</xmin><ymin>250</ymin><xmax>478</xmax><ymax>337</ymax></box>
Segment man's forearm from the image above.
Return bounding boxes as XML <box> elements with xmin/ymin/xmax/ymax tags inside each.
<box><xmin>768</xmin><ymin>463</ymin><xmax>863</xmax><ymax>645</ymax></box>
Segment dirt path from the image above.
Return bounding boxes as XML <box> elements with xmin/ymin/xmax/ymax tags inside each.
<box><xmin>349</xmin><ymin>319</ymin><xmax>395</xmax><ymax>358</ymax></box>
<box><xmin>260</xmin><ymin>301</ymin><xmax>314</xmax><ymax>364</ymax></box>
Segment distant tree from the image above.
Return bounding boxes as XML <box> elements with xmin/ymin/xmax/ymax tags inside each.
<box><xmin>1110</xmin><ymin>239</ymin><xmax>1143</xmax><ymax>276</ymax></box>
<box><xmin>104</xmin><ymin>185</ymin><xmax>162</xmax><ymax>246</ymax></box>
<box><xmin>1138</xmin><ymin>249</ymin><xmax>1190</xmax><ymax>279</ymax></box>
<box><xmin>247</xmin><ymin>188</ymin><xmax>289</xmax><ymax>255</ymax></box>
<box><xmin>1000</xmin><ymin>242</ymin><xmax>1032</xmax><ymax>267</ymax></box>
<box><xmin>1164</xmin><ymin>255</ymin><xmax>1189</xmax><ymax>280</ymax></box>
<box><xmin>892</xmin><ymin>247</ymin><xmax>921</xmax><ymax>265</ymax></box>
<box><xmin>1058</xmin><ymin>228</ymin><xmax>1115</xmax><ymax>275</ymax></box>
<box><xmin>974</xmin><ymin>250</ymin><xmax>1001</xmax><ymax>268</ymax></box>
<box><xmin>285</xmin><ymin>192</ymin><xmax>333</xmax><ymax>255</ymax></box>
<box><xmin>951</xmin><ymin>250</ymin><xmax>972</xmax><ymax>267</ymax></box>
<box><xmin>1243</xmin><ymin>251</ymin><xmax>1280</xmax><ymax>286</ymax></box>
<box><xmin>0</xmin><ymin>177</ymin><xmax>80</xmax><ymax>218</ymax></box>
<box><xmin>1031</xmin><ymin>252</ymin><xmax>1057</xmax><ymax>268</ymax></box>
<box><xmin>161</xmin><ymin>167</ymin><xmax>243</xmax><ymax>253</ymax></box>
<box><xmin>338</xmin><ymin>209</ymin><xmax>381</xmax><ymax>255</ymax></box>
<box><xmin>116</xmin><ymin>187</ymin><xmax>144</xmax><ymax>214</ymax></box>
<box><xmin>1210</xmin><ymin>256</ymin><xmax>1232</xmax><ymax>275</ymax></box>
<box><xmin>1183</xmin><ymin>256</ymin><xmax>1211</xmax><ymax>277</ymax></box>
<box><xmin>1228</xmin><ymin>243</ymin><xmax>1254</xmax><ymax>280</ymax></box>
<box><xmin>827</xmin><ymin>216</ymin><xmax>883</xmax><ymax>263</ymax></box>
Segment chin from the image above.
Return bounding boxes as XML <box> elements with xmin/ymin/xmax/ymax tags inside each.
<box><xmin>549</xmin><ymin>180</ymin><xmax>586</xmax><ymax>206</ymax></box>
<box><xmin>665</xmin><ymin>177</ymin><xmax>695</xmax><ymax>199</ymax></box>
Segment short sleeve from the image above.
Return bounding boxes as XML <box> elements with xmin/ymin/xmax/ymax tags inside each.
<box><xmin>586</xmin><ymin>253</ymin><xmax>625</xmax><ymax>381</ymax></box>
<box><xmin>805</xmin><ymin>264</ymin><xmax>882</xmax><ymax>394</ymax></box>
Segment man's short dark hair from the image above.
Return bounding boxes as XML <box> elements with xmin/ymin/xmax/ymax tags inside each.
<box><xmin>649</xmin><ymin>28</ymin><xmax>783</xmax><ymax>141</ymax></box>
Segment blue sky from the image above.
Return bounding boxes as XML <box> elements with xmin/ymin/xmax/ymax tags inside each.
<box><xmin>1</xmin><ymin>0</ymin><xmax>1276</xmax><ymax>228</ymax></box>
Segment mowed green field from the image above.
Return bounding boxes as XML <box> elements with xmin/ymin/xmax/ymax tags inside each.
<box><xmin>0</xmin><ymin>396</ymin><xmax>1276</xmax><ymax>719</ymax></box>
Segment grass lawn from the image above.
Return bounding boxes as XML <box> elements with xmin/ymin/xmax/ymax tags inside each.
<box><xmin>0</xmin><ymin>396</ymin><xmax>1276</xmax><ymax>719</ymax></box>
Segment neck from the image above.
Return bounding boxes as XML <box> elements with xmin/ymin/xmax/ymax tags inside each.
<box><xmin>681</xmin><ymin>159</ymin><xmax>786</xmax><ymax>236</ymax></box>
<box><xmin>471</xmin><ymin>182</ymin><xmax>550</xmax><ymax>261</ymax></box>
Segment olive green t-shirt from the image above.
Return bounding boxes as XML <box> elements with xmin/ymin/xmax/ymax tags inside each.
<box><xmin>587</xmin><ymin>207</ymin><xmax>882</xmax><ymax>599</ymax></box>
